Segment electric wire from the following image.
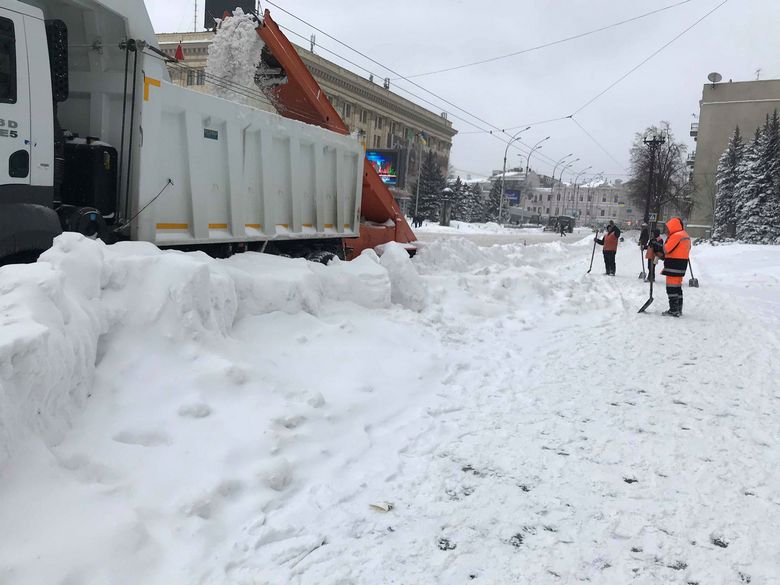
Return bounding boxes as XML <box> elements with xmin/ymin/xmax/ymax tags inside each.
<box><xmin>571</xmin><ymin>0</ymin><xmax>729</xmax><ymax>115</ymax></box>
<box><xmin>391</xmin><ymin>0</ymin><xmax>698</xmax><ymax>80</ymax></box>
<box><xmin>264</xmin><ymin>0</ymin><xmax>568</xmax><ymax>169</ymax></box>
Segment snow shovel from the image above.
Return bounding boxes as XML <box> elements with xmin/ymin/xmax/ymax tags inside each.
<box><xmin>587</xmin><ymin>230</ymin><xmax>599</xmax><ymax>274</ymax></box>
<box><xmin>638</xmin><ymin>247</ymin><xmax>647</xmax><ymax>280</ymax></box>
<box><xmin>638</xmin><ymin>273</ymin><xmax>654</xmax><ymax>313</ymax></box>
<box><xmin>688</xmin><ymin>259</ymin><xmax>700</xmax><ymax>288</ymax></box>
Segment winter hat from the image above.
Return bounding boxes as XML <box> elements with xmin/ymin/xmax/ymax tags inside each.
<box><xmin>652</xmin><ymin>228</ymin><xmax>661</xmax><ymax>237</ymax></box>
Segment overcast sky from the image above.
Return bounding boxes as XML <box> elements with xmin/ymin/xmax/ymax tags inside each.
<box><xmin>146</xmin><ymin>0</ymin><xmax>779</xmax><ymax>181</ymax></box>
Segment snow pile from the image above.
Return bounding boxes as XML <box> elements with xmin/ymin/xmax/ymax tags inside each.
<box><xmin>2</xmin><ymin>235</ymin><xmax>780</xmax><ymax>584</ymax></box>
<box><xmin>205</xmin><ymin>8</ymin><xmax>264</xmax><ymax>106</ymax></box>
<box><xmin>0</xmin><ymin>235</ymin><xmax>412</xmax><ymax>470</ymax></box>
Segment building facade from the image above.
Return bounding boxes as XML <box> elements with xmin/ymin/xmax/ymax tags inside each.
<box><xmin>689</xmin><ymin>78</ymin><xmax>780</xmax><ymax>237</ymax></box>
<box><xmin>494</xmin><ymin>171</ymin><xmax>641</xmax><ymax>227</ymax></box>
<box><xmin>155</xmin><ymin>31</ymin><xmax>457</xmax><ymax>211</ymax></box>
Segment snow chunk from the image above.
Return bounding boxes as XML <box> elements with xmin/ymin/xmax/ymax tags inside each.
<box><xmin>205</xmin><ymin>9</ymin><xmax>264</xmax><ymax>106</ymax></box>
<box><xmin>378</xmin><ymin>242</ymin><xmax>428</xmax><ymax>311</ymax></box>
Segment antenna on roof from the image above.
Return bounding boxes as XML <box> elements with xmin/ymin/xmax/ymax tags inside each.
<box><xmin>707</xmin><ymin>71</ymin><xmax>722</xmax><ymax>88</ymax></box>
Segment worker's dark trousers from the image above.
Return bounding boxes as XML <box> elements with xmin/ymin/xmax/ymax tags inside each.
<box><xmin>603</xmin><ymin>251</ymin><xmax>616</xmax><ymax>275</ymax></box>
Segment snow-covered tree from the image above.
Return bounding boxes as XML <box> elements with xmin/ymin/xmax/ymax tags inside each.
<box><xmin>414</xmin><ymin>150</ymin><xmax>445</xmax><ymax>221</ymax></box>
<box><xmin>483</xmin><ymin>180</ymin><xmax>508</xmax><ymax>223</ymax></box>
<box><xmin>451</xmin><ymin>177</ymin><xmax>483</xmax><ymax>222</ymax></box>
<box><xmin>735</xmin><ymin>112</ymin><xmax>780</xmax><ymax>243</ymax></box>
<box><xmin>713</xmin><ymin>127</ymin><xmax>745</xmax><ymax>240</ymax></box>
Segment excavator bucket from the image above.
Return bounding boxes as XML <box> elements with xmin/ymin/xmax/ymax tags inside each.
<box><xmin>254</xmin><ymin>10</ymin><xmax>416</xmax><ymax>257</ymax></box>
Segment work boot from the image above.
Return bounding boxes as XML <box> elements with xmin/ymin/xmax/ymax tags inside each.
<box><xmin>662</xmin><ymin>298</ymin><xmax>681</xmax><ymax>317</ymax></box>
<box><xmin>678</xmin><ymin>298</ymin><xmax>683</xmax><ymax>316</ymax></box>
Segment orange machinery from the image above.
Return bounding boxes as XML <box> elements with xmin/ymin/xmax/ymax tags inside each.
<box><xmin>254</xmin><ymin>10</ymin><xmax>417</xmax><ymax>258</ymax></box>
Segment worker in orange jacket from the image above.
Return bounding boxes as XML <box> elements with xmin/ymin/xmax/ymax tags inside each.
<box><xmin>658</xmin><ymin>217</ymin><xmax>691</xmax><ymax>317</ymax></box>
<box><xmin>594</xmin><ymin>220</ymin><xmax>620</xmax><ymax>275</ymax></box>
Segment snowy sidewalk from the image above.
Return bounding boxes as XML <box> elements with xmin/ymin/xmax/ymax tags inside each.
<box><xmin>0</xmin><ymin>235</ymin><xmax>778</xmax><ymax>584</ymax></box>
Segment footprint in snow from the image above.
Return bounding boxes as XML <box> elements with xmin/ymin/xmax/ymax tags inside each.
<box><xmin>178</xmin><ymin>402</ymin><xmax>212</xmax><ymax>418</ymax></box>
<box><xmin>113</xmin><ymin>429</ymin><xmax>171</xmax><ymax>447</ymax></box>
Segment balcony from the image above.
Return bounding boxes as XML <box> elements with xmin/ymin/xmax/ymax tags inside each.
<box><xmin>690</xmin><ymin>122</ymin><xmax>699</xmax><ymax>138</ymax></box>
<box><xmin>687</xmin><ymin>152</ymin><xmax>696</xmax><ymax>168</ymax></box>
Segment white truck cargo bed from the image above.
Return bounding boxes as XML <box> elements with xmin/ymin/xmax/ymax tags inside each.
<box><xmin>135</xmin><ymin>79</ymin><xmax>363</xmax><ymax>246</ymax></box>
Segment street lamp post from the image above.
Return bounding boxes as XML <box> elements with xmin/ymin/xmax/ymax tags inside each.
<box><xmin>643</xmin><ymin>131</ymin><xmax>666</xmax><ymax>227</ymax></box>
<box><xmin>572</xmin><ymin>166</ymin><xmax>592</xmax><ymax>216</ymax></box>
<box><xmin>413</xmin><ymin>131</ymin><xmax>426</xmax><ymax>220</ymax></box>
<box><xmin>525</xmin><ymin>136</ymin><xmax>551</xmax><ymax>180</ymax></box>
<box><xmin>499</xmin><ymin>126</ymin><xmax>531</xmax><ymax>224</ymax></box>
<box><xmin>556</xmin><ymin>159</ymin><xmax>579</xmax><ymax>213</ymax></box>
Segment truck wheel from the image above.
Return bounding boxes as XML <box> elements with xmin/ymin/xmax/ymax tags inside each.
<box><xmin>306</xmin><ymin>251</ymin><xmax>336</xmax><ymax>265</ymax></box>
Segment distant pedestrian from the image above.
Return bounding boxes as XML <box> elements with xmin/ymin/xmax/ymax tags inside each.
<box><xmin>560</xmin><ymin>222</ymin><xmax>567</xmax><ymax>237</ymax></box>
<box><xmin>638</xmin><ymin>223</ymin><xmax>649</xmax><ymax>249</ymax></box>
<box><xmin>657</xmin><ymin>217</ymin><xmax>691</xmax><ymax>317</ymax></box>
<box><xmin>645</xmin><ymin>228</ymin><xmax>663</xmax><ymax>282</ymax></box>
<box><xmin>594</xmin><ymin>220</ymin><xmax>619</xmax><ymax>275</ymax></box>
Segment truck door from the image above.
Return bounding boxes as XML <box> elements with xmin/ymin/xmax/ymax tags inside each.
<box><xmin>0</xmin><ymin>9</ymin><xmax>30</xmax><ymax>190</ymax></box>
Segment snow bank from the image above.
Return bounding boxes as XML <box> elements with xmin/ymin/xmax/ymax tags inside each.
<box><xmin>0</xmin><ymin>235</ymin><xmax>406</xmax><ymax>468</ymax></box>
<box><xmin>205</xmin><ymin>8</ymin><xmax>264</xmax><ymax>106</ymax></box>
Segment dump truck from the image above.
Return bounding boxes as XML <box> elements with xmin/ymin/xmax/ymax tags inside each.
<box><xmin>0</xmin><ymin>0</ymin><xmax>416</xmax><ymax>263</ymax></box>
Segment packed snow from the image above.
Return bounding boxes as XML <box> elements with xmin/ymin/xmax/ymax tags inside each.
<box><xmin>1</xmin><ymin>231</ymin><xmax>779</xmax><ymax>584</ymax></box>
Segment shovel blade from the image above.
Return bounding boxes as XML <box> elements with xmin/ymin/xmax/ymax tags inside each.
<box><xmin>689</xmin><ymin>278</ymin><xmax>700</xmax><ymax>288</ymax></box>
<box><xmin>638</xmin><ymin>297</ymin><xmax>654</xmax><ymax>313</ymax></box>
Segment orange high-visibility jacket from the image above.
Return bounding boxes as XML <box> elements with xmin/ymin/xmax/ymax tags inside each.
<box><xmin>603</xmin><ymin>231</ymin><xmax>619</xmax><ymax>252</ymax></box>
<box><xmin>661</xmin><ymin>217</ymin><xmax>691</xmax><ymax>277</ymax></box>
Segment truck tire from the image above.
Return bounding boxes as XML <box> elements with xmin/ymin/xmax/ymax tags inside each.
<box><xmin>306</xmin><ymin>251</ymin><xmax>336</xmax><ymax>265</ymax></box>
<box><xmin>0</xmin><ymin>203</ymin><xmax>62</xmax><ymax>264</ymax></box>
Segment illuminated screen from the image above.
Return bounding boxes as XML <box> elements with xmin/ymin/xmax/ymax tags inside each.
<box><xmin>366</xmin><ymin>150</ymin><xmax>399</xmax><ymax>185</ymax></box>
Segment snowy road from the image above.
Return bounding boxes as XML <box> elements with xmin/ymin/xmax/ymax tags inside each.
<box><xmin>1</xmin><ymin>233</ymin><xmax>779</xmax><ymax>584</ymax></box>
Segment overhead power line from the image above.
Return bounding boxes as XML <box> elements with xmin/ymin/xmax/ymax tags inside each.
<box><xmin>392</xmin><ymin>0</ymin><xmax>698</xmax><ymax>80</ymax></box>
<box><xmin>572</xmin><ymin>0</ymin><xmax>729</xmax><ymax>115</ymax></box>
<box><xmin>264</xmin><ymin>0</ymin><xmax>571</xmax><ymax>171</ymax></box>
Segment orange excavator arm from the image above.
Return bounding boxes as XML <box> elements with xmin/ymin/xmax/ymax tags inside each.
<box><xmin>255</xmin><ymin>10</ymin><xmax>417</xmax><ymax>255</ymax></box>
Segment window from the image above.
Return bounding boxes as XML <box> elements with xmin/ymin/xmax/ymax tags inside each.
<box><xmin>556</xmin><ymin>193</ymin><xmax>561</xmax><ymax>201</ymax></box>
<box><xmin>579</xmin><ymin>195</ymin><xmax>583</xmax><ymax>202</ymax></box>
<box><xmin>186</xmin><ymin>69</ymin><xmax>195</xmax><ymax>86</ymax></box>
<box><xmin>588</xmin><ymin>195</ymin><xmax>592</xmax><ymax>202</ymax></box>
<box><xmin>547</xmin><ymin>194</ymin><xmax>552</xmax><ymax>202</ymax></box>
<box><xmin>386</xmin><ymin>134</ymin><xmax>393</xmax><ymax>148</ymax></box>
<box><xmin>360</xmin><ymin>109</ymin><xmax>368</xmax><ymax>123</ymax></box>
<box><xmin>342</xmin><ymin>102</ymin><xmax>352</xmax><ymax>118</ymax></box>
<box><xmin>546</xmin><ymin>208</ymin><xmax>550</xmax><ymax>214</ymax></box>
<box><xmin>614</xmin><ymin>196</ymin><xmax>619</xmax><ymax>203</ymax></box>
<box><xmin>600</xmin><ymin>210</ymin><xmax>605</xmax><ymax>217</ymax></box>
<box><xmin>0</xmin><ymin>17</ymin><xmax>16</xmax><ymax>103</ymax></box>
<box><xmin>602</xmin><ymin>195</ymin><xmax>607</xmax><ymax>203</ymax></box>
<box><xmin>375</xmin><ymin>116</ymin><xmax>383</xmax><ymax>130</ymax></box>
<box><xmin>373</xmin><ymin>135</ymin><xmax>381</xmax><ymax>148</ymax></box>
<box><xmin>196</xmin><ymin>70</ymin><xmax>205</xmax><ymax>85</ymax></box>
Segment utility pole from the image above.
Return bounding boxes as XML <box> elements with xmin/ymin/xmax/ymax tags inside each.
<box><xmin>194</xmin><ymin>0</ymin><xmax>198</xmax><ymax>32</ymax></box>
<box><xmin>413</xmin><ymin>133</ymin><xmax>424</xmax><ymax>220</ymax></box>
<box><xmin>500</xmin><ymin>127</ymin><xmax>531</xmax><ymax>224</ymax></box>
<box><xmin>643</xmin><ymin>133</ymin><xmax>666</xmax><ymax>228</ymax></box>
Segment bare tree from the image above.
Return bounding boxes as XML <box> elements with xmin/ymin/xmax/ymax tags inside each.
<box><xmin>627</xmin><ymin>122</ymin><xmax>691</xmax><ymax>222</ymax></box>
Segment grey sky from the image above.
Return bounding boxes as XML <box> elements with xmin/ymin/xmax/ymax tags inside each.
<box><xmin>145</xmin><ymin>0</ymin><xmax>779</xmax><ymax>181</ymax></box>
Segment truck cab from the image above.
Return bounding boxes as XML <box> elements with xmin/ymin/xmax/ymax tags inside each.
<box><xmin>0</xmin><ymin>1</ymin><xmax>60</xmax><ymax>260</ymax></box>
